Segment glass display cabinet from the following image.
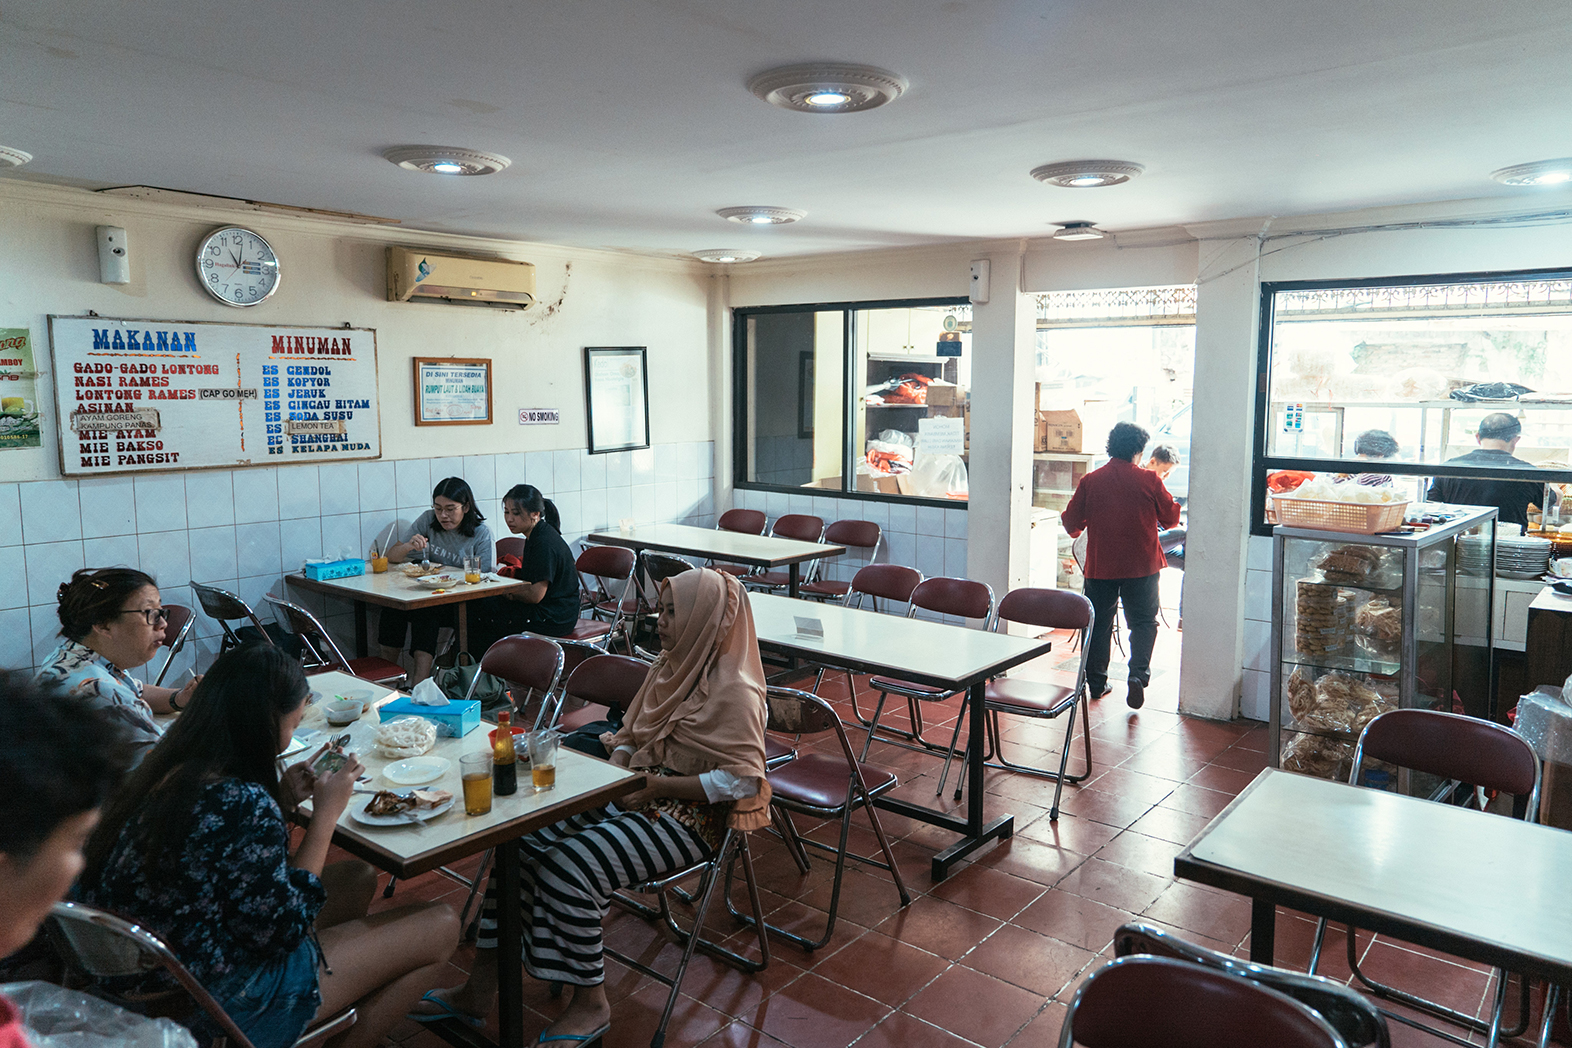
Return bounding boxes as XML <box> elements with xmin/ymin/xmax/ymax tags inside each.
<box><xmin>1268</xmin><ymin>506</ymin><xmax>1497</xmax><ymax>793</ymax></box>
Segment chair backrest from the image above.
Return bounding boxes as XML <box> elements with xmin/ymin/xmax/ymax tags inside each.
<box><xmin>1113</xmin><ymin>923</ymin><xmax>1389</xmax><ymax>1048</ymax></box>
<box><xmin>1058</xmin><ymin>955</ymin><xmax>1349</xmax><ymax>1048</ymax></box>
<box><xmin>823</xmin><ymin>519</ymin><xmax>881</xmax><ymax>553</ymax></box>
<box><xmin>562</xmin><ymin>654</ymin><xmax>650</xmax><ymax>714</ymax></box>
<box><xmin>848</xmin><ymin>563</ymin><xmax>921</xmax><ymax>607</ymax></box>
<box><xmin>576</xmin><ymin>543</ymin><xmax>637</xmax><ymax>580</ymax></box>
<box><xmin>1352</xmin><ymin>708</ymin><xmax>1540</xmax><ymax>813</ymax></box>
<box><xmin>264</xmin><ymin>596</ymin><xmax>351</xmax><ymax>673</ymax></box>
<box><xmin>909</xmin><ymin>576</ymin><xmax>994</xmax><ymax>625</ymax></box>
<box><xmin>497</xmin><ymin>536</ymin><xmax>525</xmax><ymax>562</ymax></box>
<box><xmin>642</xmin><ymin>552</ymin><xmax>694</xmax><ymax>586</ymax></box>
<box><xmin>191</xmin><ymin>582</ymin><xmax>274</xmax><ymax>648</ymax></box>
<box><xmin>764</xmin><ymin>686</ymin><xmax>873</xmax><ymax>795</ymax></box>
<box><xmin>478</xmin><ymin>634</ymin><xmax>565</xmax><ymax>697</ymax></box>
<box><xmin>998</xmin><ymin>587</ymin><xmax>1092</xmax><ymax>631</ymax></box>
<box><xmin>717</xmin><ymin>508</ymin><xmax>767</xmax><ymax>535</ymax></box>
<box><xmin>152</xmin><ymin>604</ymin><xmax>196</xmax><ymax>687</ymax></box>
<box><xmin>771</xmin><ymin>514</ymin><xmax>824</xmax><ymax>543</ymax></box>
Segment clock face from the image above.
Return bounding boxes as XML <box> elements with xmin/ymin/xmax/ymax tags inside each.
<box><xmin>196</xmin><ymin>226</ymin><xmax>281</xmax><ymax>307</ymax></box>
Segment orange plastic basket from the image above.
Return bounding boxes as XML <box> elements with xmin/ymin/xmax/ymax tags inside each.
<box><xmin>1272</xmin><ymin>497</ymin><xmax>1409</xmax><ymax>535</ymax></box>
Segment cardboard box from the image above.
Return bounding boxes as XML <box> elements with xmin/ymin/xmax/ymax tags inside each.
<box><xmin>855</xmin><ymin>474</ymin><xmax>902</xmax><ymax>494</ymax></box>
<box><xmin>378</xmin><ymin>696</ymin><xmax>482</xmax><ymax>738</ymax></box>
<box><xmin>927</xmin><ymin>383</ymin><xmax>967</xmax><ymax>407</ymax></box>
<box><xmin>1036</xmin><ymin>409</ymin><xmax>1083</xmax><ymax>453</ymax></box>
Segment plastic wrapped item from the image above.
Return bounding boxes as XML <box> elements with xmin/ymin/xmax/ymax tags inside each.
<box><xmin>1</xmin><ymin>982</ymin><xmax>198</xmax><ymax>1048</ymax></box>
<box><xmin>905</xmin><ymin>455</ymin><xmax>968</xmax><ymax>499</ymax></box>
<box><xmin>1513</xmin><ymin>686</ymin><xmax>1572</xmax><ymax>765</ymax></box>
<box><xmin>373</xmin><ymin>715</ymin><xmax>438</xmax><ymax>758</ymax></box>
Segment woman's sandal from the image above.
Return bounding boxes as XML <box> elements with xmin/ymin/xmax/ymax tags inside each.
<box><xmin>408</xmin><ymin>989</ymin><xmax>485</xmax><ymax>1029</ymax></box>
<box><xmin>536</xmin><ymin>1021</ymin><xmax>610</xmax><ymax>1046</ymax></box>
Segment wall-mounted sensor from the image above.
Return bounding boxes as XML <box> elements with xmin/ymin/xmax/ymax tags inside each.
<box><xmin>97</xmin><ymin>226</ymin><xmax>130</xmax><ymax>284</ymax></box>
<box><xmin>969</xmin><ymin>259</ymin><xmax>990</xmax><ymax>304</ymax></box>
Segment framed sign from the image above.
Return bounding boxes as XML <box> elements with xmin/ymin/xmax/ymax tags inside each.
<box><xmin>584</xmin><ymin>346</ymin><xmax>650</xmax><ymax>454</ymax></box>
<box><xmin>414</xmin><ymin>357</ymin><xmax>492</xmax><ymax>426</ymax></box>
<box><xmin>49</xmin><ymin>315</ymin><xmax>380</xmax><ymax>475</ymax></box>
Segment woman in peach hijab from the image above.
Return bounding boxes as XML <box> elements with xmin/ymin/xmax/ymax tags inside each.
<box><xmin>412</xmin><ymin>569</ymin><xmax>769</xmax><ymax>1046</ymax></box>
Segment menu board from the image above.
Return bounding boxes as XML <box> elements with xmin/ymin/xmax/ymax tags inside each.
<box><xmin>49</xmin><ymin>316</ymin><xmax>381</xmax><ymax>476</ymax></box>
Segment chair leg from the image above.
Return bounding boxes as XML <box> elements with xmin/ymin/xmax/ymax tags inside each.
<box><xmin>456</xmin><ymin>848</ymin><xmax>494</xmax><ymax>940</ymax></box>
<box><xmin>935</xmin><ymin>695</ymin><xmax>969</xmax><ymax>797</ymax></box>
<box><xmin>772</xmin><ymin>805</ymin><xmax>812</xmax><ymax>874</ymax></box>
<box><xmin>862</xmin><ymin>795</ymin><xmax>911</xmax><ymax>909</ymax></box>
<box><xmin>1344</xmin><ymin>924</ymin><xmax>1521</xmax><ymax>1042</ymax></box>
<box><xmin>858</xmin><ymin>692</ymin><xmax>890</xmax><ymax>762</ymax></box>
<box><xmin>1537</xmin><ymin>984</ymin><xmax>1560</xmax><ymax>1048</ymax></box>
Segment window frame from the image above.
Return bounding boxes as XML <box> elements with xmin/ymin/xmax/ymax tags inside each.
<box><xmin>732</xmin><ymin>295</ymin><xmax>971</xmax><ymax>509</ymax></box>
<box><xmin>1250</xmin><ymin>265</ymin><xmax>1572</xmax><ymax>536</ymax></box>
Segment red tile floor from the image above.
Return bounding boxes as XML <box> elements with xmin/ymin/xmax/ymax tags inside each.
<box><xmin>371</xmin><ymin>610</ymin><xmax>1567</xmax><ymax>1048</ymax></box>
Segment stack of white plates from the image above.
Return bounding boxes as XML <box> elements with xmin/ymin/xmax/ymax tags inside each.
<box><xmin>1494</xmin><ymin>535</ymin><xmax>1553</xmax><ymax>579</ymax></box>
<box><xmin>1457</xmin><ymin>534</ymin><xmax>1494</xmax><ymax>575</ymax></box>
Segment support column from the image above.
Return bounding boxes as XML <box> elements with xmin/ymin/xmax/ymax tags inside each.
<box><xmin>966</xmin><ymin>252</ymin><xmax>1036</xmax><ymax>603</ymax></box>
<box><xmin>1178</xmin><ymin>234</ymin><xmax>1262</xmax><ymax>719</ymax></box>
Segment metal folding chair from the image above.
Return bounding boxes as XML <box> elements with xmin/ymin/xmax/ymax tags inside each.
<box><xmin>47</xmin><ymin>901</ymin><xmax>357</xmax><ymax>1048</ymax></box>
<box><xmin>264</xmin><ymin>596</ymin><xmax>408</xmax><ymax>689</ymax></box>
<box><xmin>797</xmin><ymin>520</ymin><xmax>883</xmax><ymax>602</ymax></box>
<box><xmin>743</xmin><ymin>514</ymin><xmax>826</xmax><ymax>592</ymax></box>
<box><xmin>548</xmin><ymin>652</ymin><xmax>650</xmax><ymax>733</ymax></box>
<box><xmin>1308</xmin><ymin>708</ymin><xmax>1542</xmax><ymax>1048</ymax></box>
<box><xmin>151</xmin><ymin>603</ymin><xmax>195</xmax><ymax>686</ymax></box>
<box><xmin>810</xmin><ymin>563</ymin><xmax>921</xmax><ymax>728</ymax></box>
<box><xmin>565</xmin><ymin>545</ymin><xmax>638</xmax><ymax>653</ymax></box>
<box><xmin>495</xmin><ymin>536</ymin><xmax>525</xmax><ymax>563</ymax></box>
<box><xmin>191</xmin><ymin>581</ymin><xmax>283</xmax><ymax>654</ymax></box>
<box><xmin>709</xmin><ymin>508</ymin><xmax>767</xmax><ymax>577</ymax></box>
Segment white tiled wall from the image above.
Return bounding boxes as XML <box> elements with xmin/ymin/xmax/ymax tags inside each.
<box><xmin>731</xmin><ymin>488</ymin><xmax>972</xmax><ymax>625</ymax></box>
<box><xmin>4</xmin><ymin>441</ymin><xmax>716</xmax><ymax>678</ymax></box>
<box><xmin>1240</xmin><ymin>533</ymin><xmax>1274</xmax><ymax>721</ymax></box>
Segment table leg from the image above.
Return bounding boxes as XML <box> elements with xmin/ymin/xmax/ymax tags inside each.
<box><xmin>787</xmin><ymin>563</ymin><xmax>800</xmax><ymax>599</ymax></box>
<box><xmin>354</xmin><ymin>602</ymin><xmax>368</xmax><ymax>658</ymax></box>
<box><xmin>457</xmin><ymin>604</ymin><xmax>469</xmax><ymax>655</ymax></box>
<box><xmin>927</xmin><ymin>680</ymin><xmax>1015</xmax><ymax>881</ymax></box>
<box><xmin>1249</xmin><ymin>898</ymin><xmax>1276</xmax><ymax>964</ymax></box>
<box><xmin>497</xmin><ymin>842</ymin><xmax>524</xmax><ymax>1048</ymax></box>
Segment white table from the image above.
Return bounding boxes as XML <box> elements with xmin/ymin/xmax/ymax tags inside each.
<box><xmin>747</xmin><ymin>593</ymin><xmax>1053</xmax><ymax>880</ymax></box>
<box><xmin>285</xmin><ymin>566</ymin><xmax>523</xmax><ymax>655</ymax></box>
<box><xmin>1175</xmin><ymin>768</ymin><xmax>1572</xmax><ymax>986</ymax></box>
<box><xmin>585</xmin><ymin>523</ymin><xmax>844</xmax><ymax>599</ymax></box>
<box><xmin>289</xmin><ymin>671</ymin><xmax>643</xmax><ymax>1048</ymax></box>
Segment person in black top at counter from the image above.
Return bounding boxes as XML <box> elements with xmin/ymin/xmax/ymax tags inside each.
<box><xmin>1427</xmin><ymin>412</ymin><xmax>1541</xmax><ymax>529</ymax></box>
<box><xmin>473</xmin><ymin>484</ymin><xmax>580</xmax><ymax>650</ymax></box>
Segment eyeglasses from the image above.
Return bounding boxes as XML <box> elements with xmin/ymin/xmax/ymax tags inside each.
<box><xmin>432</xmin><ymin>504</ymin><xmax>463</xmax><ymax>515</ymax></box>
<box><xmin>120</xmin><ymin>608</ymin><xmax>170</xmax><ymax>626</ymax></box>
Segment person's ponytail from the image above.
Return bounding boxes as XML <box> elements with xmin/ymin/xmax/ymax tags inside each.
<box><xmin>541</xmin><ymin>498</ymin><xmax>561</xmax><ymax>532</ymax></box>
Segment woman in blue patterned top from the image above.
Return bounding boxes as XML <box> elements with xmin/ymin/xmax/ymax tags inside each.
<box><xmin>37</xmin><ymin>568</ymin><xmax>201</xmax><ymax>767</ymax></box>
<box><xmin>78</xmin><ymin>645</ymin><xmax>458</xmax><ymax>1048</ymax></box>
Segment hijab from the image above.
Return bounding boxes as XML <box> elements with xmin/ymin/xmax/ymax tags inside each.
<box><xmin>605</xmin><ymin>569</ymin><xmax>771</xmax><ymax>831</ymax></box>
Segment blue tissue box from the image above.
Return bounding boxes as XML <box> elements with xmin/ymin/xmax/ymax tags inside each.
<box><xmin>305</xmin><ymin>558</ymin><xmax>366</xmax><ymax>582</ymax></box>
<box><xmin>378</xmin><ymin>696</ymin><xmax>480</xmax><ymax>738</ymax></box>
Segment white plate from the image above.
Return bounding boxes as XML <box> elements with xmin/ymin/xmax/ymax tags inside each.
<box><xmin>383</xmin><ymin>756</ymin><xmax>451</xmax><ymax>786</ymax></box>
<box><xmin>350</xmin><ymin>795</ymin><xmax>455</xmax><ymax>826</ymax></box>
<box><xmin>415</xmin><ymin>573</ymin><xmax>462</xmax><ymax>589</ymax></box>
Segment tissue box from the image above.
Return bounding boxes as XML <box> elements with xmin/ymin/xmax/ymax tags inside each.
<box><xmin>305</xmin><ymin>558</ymin><xmax>366</xmax><ymax>582</ymax></box>
<box><xmin>378</xmin><ymin>697</ymin><xmax>481</xmax><ymax>738</ymax></box>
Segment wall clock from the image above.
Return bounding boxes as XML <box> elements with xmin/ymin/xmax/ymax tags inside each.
<box><xmin>195</xmin><ymin>226</ymin><xmax>281</xmax><ymax>307</ymax></box>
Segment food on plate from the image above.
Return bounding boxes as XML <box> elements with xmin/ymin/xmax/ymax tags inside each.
<box><xmin>364</xmin><ymin>788</ymin><xmax>452</xmax><ymax>817</ymax></box>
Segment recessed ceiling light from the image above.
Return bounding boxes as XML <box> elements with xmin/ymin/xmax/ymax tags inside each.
<box><xmin>383</xmin><ymin>146</ymin><xmax>512</xmax><ymax>176</ymax></box>
<box><xmin>716</xmin><ymin>206</ymin><xmax>806</xmax><ymax>225</ymax></box>
<box><xmin>1030</xmin><ymin>160</ymin><xmax>1145</xmax><ymax>188</ymax></box>
<box><xmin>748</xmin><ymin>63</ymin><xmax>908</xmax><ymax>114</ymax></box>
<box><xmin>0</xmin><ymin>146</ymin><xmax>33</xmax><ymax>169</ymax></box>
<box><xmin>1491</xmin><ymin>159</ymin><xmax>1572</xmax><ymax>187</ymax></box>
<box><xmin>692</xmin><ymin>249</ymin><xmax>762</xmax><ymax>263</ymax></box>
<box><xmin>1052</xmin><ymin>222</ymin><xmax>1107</xmax><ymax>241</ymax></box>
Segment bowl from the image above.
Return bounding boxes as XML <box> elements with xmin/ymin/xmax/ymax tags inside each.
<box><xmin>415</xmin><ymin>573</ymin><xmax>461</xmax><ymax>589</ymax></box>
<box><xmin>323</xmin><ymin>699</ymin><xmax>364</xmax><ymax>726</ymax></box>
<box><xmin>488</xmin><ymin>724</ymin><xmax>529</xmax><ymax>753</ymax></box>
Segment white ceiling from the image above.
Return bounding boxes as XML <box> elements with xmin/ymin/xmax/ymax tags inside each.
<box><xmin>4</xmin><ymin>0</ymin><xmax>1571</xmax><ymax>258</ymax></box>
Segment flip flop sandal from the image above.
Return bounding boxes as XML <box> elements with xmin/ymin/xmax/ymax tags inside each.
<box><xmin>537</xmin><ymin>1021</ymin><xmax>611</xmax><ymax>1045</ymax></box>
<box><xmin>408</xmin><ymin>989</ymin><xmax>484</xmax><ymax>1028</ymax></box>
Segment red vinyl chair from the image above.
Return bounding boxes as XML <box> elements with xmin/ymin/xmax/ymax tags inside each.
<box><xmin>859</xmin><ymin>577</ymin><xmax>995</xmax><ymax>764</ymax></box>
<box><xmin>812</xmin><ymin>563</ymin><xmax>922</xmax><ymax>728</ymax></box>
<box><xmin>743</xmin><ymin>514</ymin><xmax>825</xmax><ymax>591</ymax></box>
<box><xmin>710</xmin><ymin>508</ymin><xmax>767</xmax><ymax>577</ymax></box>
<box><xmin>552</xmin><ymin>653</ymin><xmax>651</xmax><ymax>732</ymax></box>
<box><xmin>564</xmin><ymin>544</ymin><xmax>638</xmax><ymax>653</ymax></box>
<box><xmin>797</xmin><ymin>520</ymin><xmax>883</xmax><ymax>602</ymax></box>
<box><xmin>467</xmin><ymin>633</ymin><xmax>565</xmax><ymax>727</ymax></box>
<box><xmin>496</xmin><ymin>536</ymin><xmax>525</xmax><ymax>563</ymax></box>
<box><xmin>263</xmin><ymin>596</ymin><xmax>408</xmax><ymax>689</ymax></box>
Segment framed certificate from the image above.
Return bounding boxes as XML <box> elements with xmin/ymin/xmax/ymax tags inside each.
<box><xmin>413</xmin><ymin>357</ymin><xmax>492</xmax><ymax>426</ymax></box>
<box><xmin>584</xmin><ymin>346</ymin><xmax>650</xmax><ymax>453</ymax></box>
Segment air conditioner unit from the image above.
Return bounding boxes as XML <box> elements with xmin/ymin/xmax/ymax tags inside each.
<box><xmin>386</xmin><ymin>246</ymin><xmax>535</xmax><ymax>308</ymax></box>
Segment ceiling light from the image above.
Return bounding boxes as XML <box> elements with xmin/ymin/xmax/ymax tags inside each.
<box><xmin>692</xmin><ymin>249</ymin><xmax>761</xmax><ymax>263</ymax></box>
<box><xmin>0</xmin><ymin>146</ymin><xmax>33</xmax><ymax>169</ymax></box>
<box><xmin>716</xmin><ymin>206</ymin><xmax>806</xmax><ymax>225</ymax></box>
<box><xmin>1052</xmin><ymin>222</ymin><xmax>1107</xmax><ymax>241</ymax></box>
<box><xmin>1030</xmin><ymin>160</ymin><xmax>1145</xmax><ymax>188</ymax></box>
<box><xmin>748</xmin><ymin>63</ymin><xmax>908</xmax><ymax>114</ymax></box>
<box><xmin>383</xmin><ymin>146</ymin><xmax>512</xmax><ymax>176</ymax></box>
<box><xmin>1491</xmin><ymin>159</ymin><xmax>1572</xmax><ymax>187</ymax></box>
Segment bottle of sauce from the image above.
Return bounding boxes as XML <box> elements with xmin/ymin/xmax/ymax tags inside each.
<box><xmin>493</xmin><ymin>711</ymin><xmax>518</xmax><ymax>796</ymax></box>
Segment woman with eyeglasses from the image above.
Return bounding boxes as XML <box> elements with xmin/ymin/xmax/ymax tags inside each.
<box><xmin>378</xmin><ymin>477</ymin><xmax>495</xmax><ymax>684</ymax></box>
<box><xmin>37</xmin><ymin>568</ymin><xmax>200</xmax><ymax>767</ymax></box>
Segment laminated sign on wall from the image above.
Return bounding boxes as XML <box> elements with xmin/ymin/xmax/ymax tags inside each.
<box><xmin>49</xmin><ymin>316</ymin><xmax>381</xmax><ymax>476</ymax></box>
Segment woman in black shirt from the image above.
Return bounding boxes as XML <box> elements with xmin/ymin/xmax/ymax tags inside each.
<box><xmin>478</xmin><ymin>484</ymin><xmax>580</xmax><ymax>645</ymax></box>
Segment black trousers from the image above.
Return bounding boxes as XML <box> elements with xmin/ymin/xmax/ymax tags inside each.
<box><xmin>376</xmin><ymin>606</ymin><xmax>454</xmax><ymax>656</ymax></box>
<box><xmin>1083</xmin><ymin>572</ymin><xmax>1162</xmax><ymax>691</ymax></box>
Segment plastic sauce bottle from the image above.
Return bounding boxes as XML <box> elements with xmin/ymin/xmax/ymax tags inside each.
<box><xmin>493</xmin><ymin>711</ymin><xmax>518</xmax><ymax>796</ymax></box>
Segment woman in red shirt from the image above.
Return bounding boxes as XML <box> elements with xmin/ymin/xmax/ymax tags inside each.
<box><xmin>1062</xmin><ymin>422</ymin><xmax>1181</xmax><ymax>710</ymax></box>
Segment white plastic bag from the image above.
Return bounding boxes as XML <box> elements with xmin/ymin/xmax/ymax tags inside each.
<box><xmin>906</xmin><ymin>455</ymin><xmax>969</xmax><ymax>498</ymax></box>
<box><xmin>2</xmin><ymin>982</ymin><xmax>198</xmax><ymax>1048</ymax></box>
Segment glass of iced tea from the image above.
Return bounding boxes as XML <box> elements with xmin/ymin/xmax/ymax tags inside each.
<box><xmin>460</xmin><ymin>752</ymin><xmax>493</xmax><ymax>815</ymax></box>
<box><xmin>464</xmin><ymin>555</ymin><xmax>482</xmax><ymax>585</ymax></box>
<box><xmin>527</xmin><ymin>730</ymin><xmax>559</xmax><ymax>793</ymax></box>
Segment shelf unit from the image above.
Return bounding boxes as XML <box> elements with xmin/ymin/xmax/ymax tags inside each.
<box><xmin>1268</xmin><ymin>506</ymin><xmax>1497</xmax><ymax>792</ymax></box>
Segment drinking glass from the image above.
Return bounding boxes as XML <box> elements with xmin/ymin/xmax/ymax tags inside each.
<box><xmin>527</xmin><ymin>731</ymin><xmax>559</xmax><ymax>793</ymax></box>
<box><xmin>464</xmin><ymin>554</ymin><xmax>481</xmax><ymax>585</ymax></box>
<box><xmin>460</xmin><ymin>752</ymin><xmax>493</xmax><ymax>815</ymax></box>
